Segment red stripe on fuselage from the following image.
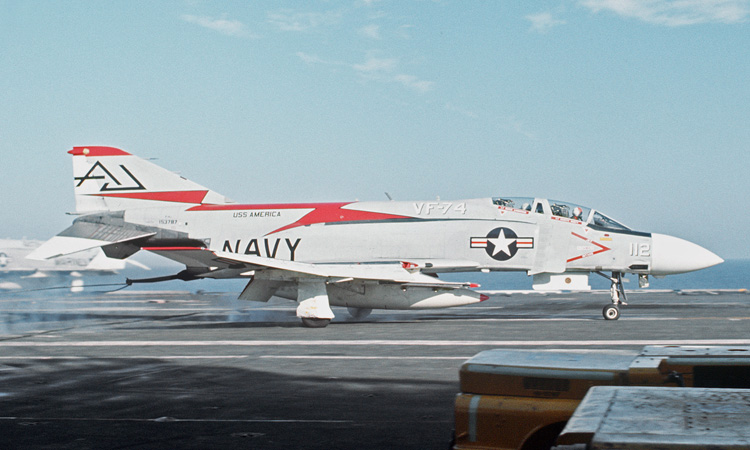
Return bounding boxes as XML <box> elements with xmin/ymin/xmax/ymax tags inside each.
<box><xmin>95</xmin><ymin>190</ymin><xmax>209</xmax><ymax>204</ymax></box>
<box><xmin>189</xmin><ymin>202</ymin><xmax>354</xmax><ymax>212</ymax></box>
<box><xmin>188</xmin><ymin>202</ymin><xmax>413</xmax><ymax>234</ymax></box>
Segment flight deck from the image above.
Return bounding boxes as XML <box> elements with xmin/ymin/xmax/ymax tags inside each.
<box><xmin>1</xmin><ymin>289</ymin><xmax>748</xmax><ymax>449</ymax></box>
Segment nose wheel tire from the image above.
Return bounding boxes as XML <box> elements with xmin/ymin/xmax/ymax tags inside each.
<box><xmin>603</xmin><ymin>305</ymin><xmax>620</xmax><ymax>320</ymax></box>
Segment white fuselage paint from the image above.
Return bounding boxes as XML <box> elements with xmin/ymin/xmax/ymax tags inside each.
<box><xmin>128</xmin><ymin>199</ymin><xmax>652</xmax><ymax>275</ymax></box>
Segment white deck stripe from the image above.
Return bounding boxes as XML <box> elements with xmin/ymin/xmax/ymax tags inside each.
<box><xmin>0</xmin><ymin>416</ymin><xmax>350</xmax><ymax>423</ymax></box>
<box><xmin>0</xmin><ymin>308</ymin><xmax>225</xmax><ymax>312</ymax></box>
<box><xmin>1</xmin><ymin>339</ymin><xmax>750</xmax><ymax>347</ymax></box>
<box><xmin>0</xmin><ymin>355</ymin><xmax>465</xmax><ymax>360</ymax></box>
<box><xmin>259</xmin><ymin>355</ymin><xmax>469</xmax><ymax>360</ymax></box>
<box><xmin>0</xmin><ymin>356</ymin><xmax>248</xmax><ymax>360</ymax></box>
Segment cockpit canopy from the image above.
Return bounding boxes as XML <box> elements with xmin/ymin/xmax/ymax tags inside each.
<box><xmin>492</xmin><ymin>197</ymin><xmax>631</xmax><ymax>231</ymax></box>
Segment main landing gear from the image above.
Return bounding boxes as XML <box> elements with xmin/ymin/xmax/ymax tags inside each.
<box><xmin>300</xmin><ymin>318</ymin><xmax>332</xmax><ymax>328</ymax></box>
<box><xmin>296</xmin><ymin>281</ymin><xmax>335</xmax><ymax>328</ymax></box>
<box><xmin>595</xmin><ymin>272</ymin><xmax>628</xmax><ymax>321</ymax></box>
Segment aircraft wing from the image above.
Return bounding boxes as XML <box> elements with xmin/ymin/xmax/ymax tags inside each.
<box><xmin>143</xmin><ymin>247</ymin><xmax>478</xmax><ymax>288</ymax></box>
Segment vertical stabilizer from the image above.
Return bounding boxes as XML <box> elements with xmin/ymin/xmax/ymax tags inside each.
<box><xmin>69</xmin><ymin>146</ymin><xmax>232</xmax><ymax>213</ymax></box>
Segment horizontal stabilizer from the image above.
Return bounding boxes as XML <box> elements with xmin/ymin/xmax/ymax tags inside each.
<box><xmin>28</xmin><ymin>220</ymin><xmax>156</xmax><ymax>261</ymax></box>
<box><xmin>58</xmin><ymin>217</ymin><xmax>156</xmax><ymax>243</ymax></box>
<box><xmin>26</xmin><ymin>236</ymin><xmax>112</xmax><ymax>260</ymax></box>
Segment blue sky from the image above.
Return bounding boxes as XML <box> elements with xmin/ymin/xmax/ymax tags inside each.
<box><xmin>1</xmin><ymin>0</ymin><xmax>749</xmax><ymax>259</ymax></box>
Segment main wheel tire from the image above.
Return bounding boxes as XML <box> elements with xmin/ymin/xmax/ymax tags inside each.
<box><xmin>347</xmin><ymin>307</ymin><xmax>372</xmax><ymax>321</ymax></box>
<box><xmin>602</xmin><ymin>305</ymin><xmax>620</xmax><ymax>320</ymax></box>
<box><xmin>301</xmin><ymin>318</ymin><xmax>331</xmax><ymax>328</ymax></box>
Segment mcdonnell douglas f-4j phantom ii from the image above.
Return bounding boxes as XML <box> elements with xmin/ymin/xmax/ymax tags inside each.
<box><xmin>29</xmin><ymin>147</ymin><xmax>723</xmax><ymax>326</ymax></box>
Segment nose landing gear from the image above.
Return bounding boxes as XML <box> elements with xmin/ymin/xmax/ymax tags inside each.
<box><xmin>603</xmin><ymin>304</ymin><xmax>620</xmax><ymax>320</ymax></box>
<box><xmin>595</xmin><ymin>271</ymin><xmax>627</xmax><ymax>320</ymax></box>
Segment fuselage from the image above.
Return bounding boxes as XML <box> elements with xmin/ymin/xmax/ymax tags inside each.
<box><xmin>120</xmin><ymin>197</ymin><xmax>660</xmax><ymax>276</ymax></box>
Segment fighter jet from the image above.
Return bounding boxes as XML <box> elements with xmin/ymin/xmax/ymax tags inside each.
<box><xmin>29</xmin><ymin>147</ymin><xmax>723</xmax><ymax>326</ymax></box>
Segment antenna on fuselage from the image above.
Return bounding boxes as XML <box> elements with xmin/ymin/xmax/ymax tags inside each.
<box><xmin>385</xmin><ymin>192</ymin><xmax>393</xmax><ymax>201</ymax></box>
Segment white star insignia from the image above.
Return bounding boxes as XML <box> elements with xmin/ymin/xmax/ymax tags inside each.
<box><xmin>488</xmin><ymin>229</ymin><xmax>515</xmax><ymax>258</ymax></box>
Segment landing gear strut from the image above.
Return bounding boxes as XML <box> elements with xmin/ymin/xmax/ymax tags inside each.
<box><xmin>296</xmin><ymin>281</ymin><xmax>335</xmax><ymax>328</ymax></box>
<box><xmin>595</xmin><ymin>271</ymin><xmax>627</xmax><ymax>320</ymax></box>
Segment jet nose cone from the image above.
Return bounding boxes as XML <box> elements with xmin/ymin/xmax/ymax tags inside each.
<box><xmin>650</xmin><ymin>233</ymin><xmax>724</xmax><ymax>276</ymax></box>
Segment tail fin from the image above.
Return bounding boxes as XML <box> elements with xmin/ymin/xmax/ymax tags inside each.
<box><xmin>69</xmin><ymin>146</ymin><xmax>233</xmax><ymax>213</ymax></box>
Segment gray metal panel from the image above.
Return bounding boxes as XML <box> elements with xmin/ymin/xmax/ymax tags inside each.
<box><xmin>238</xmin><ymin>279</ymin><xmax>283</xmax><ymax>302</ymax></box>
<box><xmin>642</xmin><ymin>345</ymin><xmax>750</xmax><ymax>357</ymax></box>
<box><xmin>59</xmin><ymin>219</ymin><xmax>155</xmax><ymax>243</ymax></box>
<box><xmin>465</xmin><ymin>349</ymin><xmax>639</xmax><ymax>373</ymax></box>
<box><xmin>463</xmin><ymin>364</ymin><xmax>620</xmax><ymax>381</ymax></box>
<box><xmin>561</xmin><ymin>386</ymin><xmax>750</xmax><ymax>449</ymax></box>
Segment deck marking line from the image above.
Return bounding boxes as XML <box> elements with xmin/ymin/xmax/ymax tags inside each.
<box><xmin>2</xmin><ymin>339</ymin><xmax>750</xmax><ymax>347</ymax></box>
<box><xmin>259</xmin><ymin>356</ymin><xmax>469</xmax><ymax>360</ymax></box>
<box><xmin>0</xmin><ymin>356</ymin><xmax>248</xmax><ymax>360</ymax></box>
<box><xmin>0</xmin><ymin>416</ymin><xmax>350</xmax><ymax>423</ymax></box>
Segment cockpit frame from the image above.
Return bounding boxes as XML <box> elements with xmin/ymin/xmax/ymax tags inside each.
<box><xmin>491</xmin><ymin>197</ymin><xmax>638</xmax><ymax>234</ymax></box>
